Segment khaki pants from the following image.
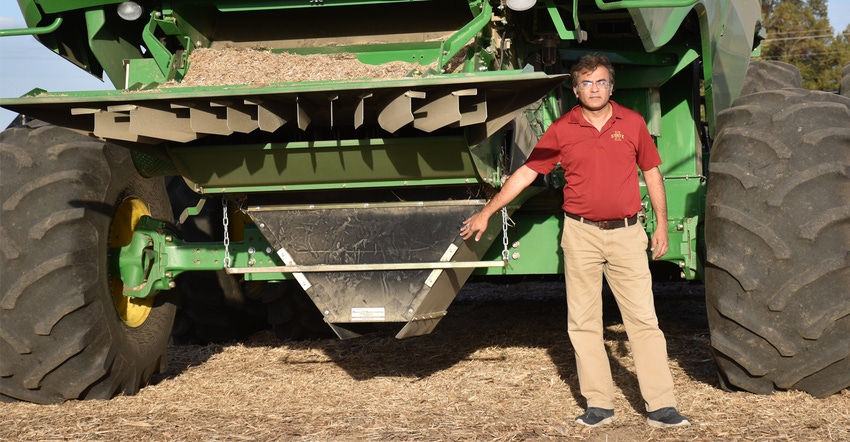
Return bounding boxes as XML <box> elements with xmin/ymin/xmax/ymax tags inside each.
<box><xmin>560</xmin><ymin>215</ymin><xmax>676</xmax><ymax>412</ymax></box>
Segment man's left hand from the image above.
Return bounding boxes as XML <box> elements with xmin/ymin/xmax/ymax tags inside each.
<box><xmin>650</xmin><ymin>228</ymin><xmax>668</xmax><ymax>260</ymax></box>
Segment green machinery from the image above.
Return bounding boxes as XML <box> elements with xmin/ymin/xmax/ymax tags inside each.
<box><xmin>1</xmin><ymin>0</ymin><xmax>848</xmax><ymax>403</ymax></box>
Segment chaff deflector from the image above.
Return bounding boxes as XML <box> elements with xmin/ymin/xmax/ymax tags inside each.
<box><xmin>0</xmin><ymin>72</ymin><xmax>567</xmax><ymax>144</ymax></box>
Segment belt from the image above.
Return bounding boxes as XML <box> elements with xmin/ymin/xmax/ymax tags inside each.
<box><xmin>565</xmin><ymin>212</ymin><xmax>638</xmax><ymax>230</ymax></box>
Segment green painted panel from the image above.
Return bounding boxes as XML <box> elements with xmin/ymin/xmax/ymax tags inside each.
<box><xmin>169</xmin><ymin>137</ymin><xmax>479</xmax><ymax>191</ymax></box>
<box><xmin>35</xmin><ymin>0</ymin><xmax>121</xmax><ymax>14</ymax></box>
<box><xmin>16</xmin><ymin>1</ymin><xmax>42</xmax><ymax>28</ymax></box>
<box><xmin>281</xmin><ymin>42</ymin><xmax>444</xmax><ymax>66</ymax></box>
<box><xmin>476</xmin><ymin>213</ymin><xmax>564</xmax><ymax>275</ymax></box>
<box><xmin>655</xmin><ymin>69</ymin><xmax>701</xmax><ymax>178</ymax></box>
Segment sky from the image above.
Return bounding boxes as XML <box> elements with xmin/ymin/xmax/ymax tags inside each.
<box><xmin>1</xmin><ymin>0</ymin><xmax>849</xmax><ymax>127</ymax></box>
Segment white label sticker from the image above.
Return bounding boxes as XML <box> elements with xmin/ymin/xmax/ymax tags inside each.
<box><xmin>351</xmin><ymin>307</ymin><xmax>386</xmax><ymax>322</ymax></box>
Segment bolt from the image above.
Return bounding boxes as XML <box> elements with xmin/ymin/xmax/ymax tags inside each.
<box><xmin>248</xmin><ymin>258</ymin><xmax>256</xmax><ymax>266</ymax></box>
<box><xmin>266</xmin><ymin>247</ymin><xmax>273</xmax><ymax>254</ymax></box>
<box><xmin>165</xmin><ymin>235</ymin><xmax>173</xmax><ymax>243</ymax></box>
<box><xmin>677</xmin><ymin>223</ymin><xmax>684</xmax><ymax>231</ymax></box>
<box><xmin>323</xmin><ymin>310</ymin><xmax>330</xmax><ymax>316</ymax></box>
<box><xmin>511</xmin><ymin>252</ymin><xmax>520</xmax><ymax>260</ymax></box>
<box><xmin>168</xmin><ymin>281</ymin><xmax>176</xmax><ymax>289</ymax></box>
<box><xmin>512</xmin><ymin>241</ymin><xmax>520</xmax><ymax>249</ymax></box>
<box><xmin>165</xmin><ymin>271</ymin><xmax>173</xmax><ymax>278</ymax></box>
<box><xmin>248</xmin><ymin>247</ymin><xmax>256</xmax><ymax>254</ymax></box>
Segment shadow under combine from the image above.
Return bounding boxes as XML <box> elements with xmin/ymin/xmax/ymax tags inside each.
<box><xmin>212</xmin><ymin>277</ymin><xmax>716</xmax><ymax>412</ymax></box>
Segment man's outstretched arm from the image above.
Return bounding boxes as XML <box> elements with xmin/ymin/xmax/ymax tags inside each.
<box><xmin>460</xmin><ymin>165</ymin><xmax>539</xmax><ymax>242</ymax></box>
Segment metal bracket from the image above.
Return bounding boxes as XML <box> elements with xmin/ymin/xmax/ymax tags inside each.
<box><xmin>425</xmin><ymin>244</ymin><xmax>461</xmax><ymax>287</ymax></box>
<box><xmin>274</xmin><ymin>247</ymin><xmax>313</xmax><ymax>290</ymax></box>
<box><xmin>115</xmin><ymin>216</ymin><xmax>179</xmax><ymax>298</ymax></box>
<box><xmin>178</xmin><ymin>197</ymin><xmax>206</xmax><ymax>225</ymax></box>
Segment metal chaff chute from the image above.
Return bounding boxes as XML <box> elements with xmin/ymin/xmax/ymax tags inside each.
<box><xmin>242</xmin><ymin>200</ymin><xmax>510</xmax><ymax>339</ymax></box>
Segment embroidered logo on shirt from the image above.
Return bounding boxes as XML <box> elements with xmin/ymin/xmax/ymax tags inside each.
<box><xmin>611</xmin><ymin>131</ymin><xmax>625</xmax><ymax>141</ymax></box>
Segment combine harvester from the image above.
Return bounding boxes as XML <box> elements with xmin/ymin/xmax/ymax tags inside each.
<box><xmin>1</xmin><ymin>0</ymin><xmax>847</xmax><ymax>403</ymax></box>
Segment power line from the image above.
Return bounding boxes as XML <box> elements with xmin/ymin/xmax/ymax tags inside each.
<box><xmin>762</xmin><ymin>33</ymin><xmax>839</xmax><ymax>42</ymax></box>
<box><xmin>758</xmin><ymin>50</ymin><xmax>850</xmax><ymax>59</ymax></box>
<box><xmin>768</xmin><ymin>27</ymin><xmax>848</xmax><ymax>35</ymax></box>
<box><xmin>768</xmin><ymin>29</ymin><xmax>832</xmax><ymax>36</ymax></box>
<box><xmin>769</xmin><ymin>30</ymin><xmax>849</xmax><ymax>36</ymax></box>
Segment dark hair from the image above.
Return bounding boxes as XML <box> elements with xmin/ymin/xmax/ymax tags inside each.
<box><xmin>570</xmin><ymin>54</ymin><xmax>615</xmax><ymax>87</ymax></box>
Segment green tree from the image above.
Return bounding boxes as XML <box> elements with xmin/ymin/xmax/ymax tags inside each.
<box><xmin>758</xmin><ymin>0</ymin><xmax>849</xmax><ymax>90</ymax></box>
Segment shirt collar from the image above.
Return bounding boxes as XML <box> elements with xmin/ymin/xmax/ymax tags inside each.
<box><xmin>567</xmin><ymin>100</ymin><xmax>622</xmax><ymax>126</ymax></box>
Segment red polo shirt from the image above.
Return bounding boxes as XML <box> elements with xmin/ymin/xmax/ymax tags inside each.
<box><xmin>524</xmin><ymin>101</ymin><xmax>661</xmax><ymax>221</ymax></box>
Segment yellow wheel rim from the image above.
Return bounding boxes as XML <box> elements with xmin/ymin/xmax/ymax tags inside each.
<box><xmin>109</xmin><ymin>197</ymin><xmax>155</xmax><ymax>328</ymax></box>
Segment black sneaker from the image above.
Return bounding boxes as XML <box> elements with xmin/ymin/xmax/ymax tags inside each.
<box><xmin>647</xmin><ymin>407</ymin><xmax>691</xmax><ymax>428</ymax></box>
<box><xmin>575</xmin><ymin>407</ymin><xmax>615</xmax><ymax>427</ymax></box>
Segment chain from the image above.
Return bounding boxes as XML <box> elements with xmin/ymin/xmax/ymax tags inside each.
<box><xmin>222</xmin><ymin>197</ymin><xmax>231</xmax><ymax>268</ymax></box>
<box><xmin>501</xmin><ymin>206</ymin><xmax>514</xmax><ymax>261</ymax></box>
<box><xmin>498</xmin><ymin>133</ymin><xmax>515</xmax><ymax>262</ymax></box>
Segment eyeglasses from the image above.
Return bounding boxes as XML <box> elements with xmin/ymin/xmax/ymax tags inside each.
<box><xmin>577</xmin><ymin>80</ymin><xmax>612</xmax><ymax>89</ymax></box>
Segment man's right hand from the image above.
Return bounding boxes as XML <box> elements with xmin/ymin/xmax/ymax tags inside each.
<box><xmin>458</xmin><ymin>165</ymin><xmax>540</xmax><ymax>242</ymax></box>
<box><xmin>460</xmin><ymin>212</ymin><xmax>489</xmax><ymax>242</ymax></box>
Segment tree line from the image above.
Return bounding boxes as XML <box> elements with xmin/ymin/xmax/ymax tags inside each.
<box><xmin>758</xmin><ymin>0</ymin><xmax>849</xmax><ymax>91</ymax></box>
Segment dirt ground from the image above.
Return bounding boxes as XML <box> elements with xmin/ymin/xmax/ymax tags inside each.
<box><xmin>2</xmin><ymin>280</ymin><xmax>848</xmax><ymax>441</ymax></box>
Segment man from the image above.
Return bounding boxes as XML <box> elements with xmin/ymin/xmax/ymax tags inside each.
<box><xmin>460</xmin><ymin>54</ymin><xmax>690</xmax><ymax>428</ymax></box>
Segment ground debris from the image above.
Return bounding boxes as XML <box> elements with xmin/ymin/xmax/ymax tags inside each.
<box><xmin>1</xmin><ymin>281</ymin><xmax>847</xmax><ymax>441</ymax></box>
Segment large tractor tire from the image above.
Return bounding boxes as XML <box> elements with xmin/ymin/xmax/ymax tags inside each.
<box><xmin>705</xmin><ymin>88</ymin><xmax>850</xmax><ymax>397</ymax></box>
<box><xmin>0</xmin><ymin>122</ymin><xmax>177</xmax><ymax>403</ymax></box>
<box><xmin>739</xmin><ymin>60</ymin><xmax>802</xmax><ymax>96</ymax></box>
